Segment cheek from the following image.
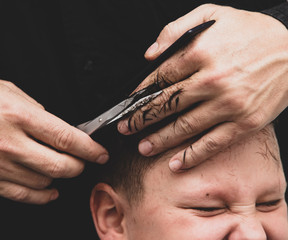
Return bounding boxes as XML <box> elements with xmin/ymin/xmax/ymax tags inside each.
<box><xmin>261</xmin><ymin>208</ymin><xmax>288</xmax><ymax>237</ymax></box>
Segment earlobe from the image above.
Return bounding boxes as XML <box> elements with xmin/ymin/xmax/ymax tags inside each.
<box><xmin>90</xmin><ymin>183</ymin><xmax>125</xmax><ymax>240</ymax></box>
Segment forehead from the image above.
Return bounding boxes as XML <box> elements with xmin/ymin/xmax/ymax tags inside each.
<box><xmin>142</xmin><ymin>127</ymin><xmax>286</xmax><ymax>201</ymax></box>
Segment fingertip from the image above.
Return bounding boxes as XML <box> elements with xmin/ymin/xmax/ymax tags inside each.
<box><xmin>49</xmin><ymin>190</ymin><xmax>59</xmax><ymax>201</ymax></box>
<box><xmin>77</xmin><ymin>131</ymin><xmax>109</xmax><ymax>162</ymax></box>
<box><xmin>144</xmin><ymin>42</ymin><xmax>159</xmax><ymax>59</ymax></box>
<box><xmin>117</xmin><ymin>120</ymin><xmax>130</xmax><ymax>135</ymax></box>
<box><xmin>95</xmin><ymin>154</ymin><xmax>109</xmax><ymax>164</ymax></box>
<box><xmin>138</xmin><ymin>139</ymin><xmax>153</xmax><ymax>156</ymax></box>
<box><xmin>169</xmin><ymin>159</ymin><xmax>183</xmax><ymax>172</ymax></box>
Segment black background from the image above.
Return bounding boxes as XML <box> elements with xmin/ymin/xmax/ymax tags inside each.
<box><xmin>0</xmin><ymin>1</ymin><xmax>287</xmax><ymax>239</ymax></box>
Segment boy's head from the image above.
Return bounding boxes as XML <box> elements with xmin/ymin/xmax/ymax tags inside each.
<box><xmin>90</xmin><ymin>124</ymin><xmax>288</xmax><ymax>239</ymax></box>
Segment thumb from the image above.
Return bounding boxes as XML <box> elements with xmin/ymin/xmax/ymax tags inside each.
<box><xmin>144</xmin><ymin>4</ymin><xmax>218</xmax><ymax>60</ymax></box>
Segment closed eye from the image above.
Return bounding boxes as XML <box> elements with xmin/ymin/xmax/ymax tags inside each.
<box><xmin>181</xmin><ymin>206</ymin><xmax>226</xmax><ymax>217</ymax></box>
<box><xmin>192</xmin><ymin>207</ymin><xmax>224</xmax><ymax>212</ymax></box>
<box><xmin>256</xmin><ymin>199</ymin><xmax>281</xmax><ymax>212</ymax></box>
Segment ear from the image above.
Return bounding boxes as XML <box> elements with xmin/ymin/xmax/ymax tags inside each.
<box><xmin>90</xmin><ymin>183</ymin><xmax>126</xmax><ymax>240</ymax></box>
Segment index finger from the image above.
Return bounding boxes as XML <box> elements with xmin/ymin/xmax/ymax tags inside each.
<box><xmin>21</xmin><ymin>107</ymin><xmax>109</xmax><ymax>163</ymax></box>
<box><xmin>133</xmin><ymin>20</ymin><xmax>215</xmax><ymax>95</ymax></box>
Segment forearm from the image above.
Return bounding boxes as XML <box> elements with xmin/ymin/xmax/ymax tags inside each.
<box><xmin>262</xmin><ymin>1</ymin><xmax>288</xmax><ymax>29</ymax></box>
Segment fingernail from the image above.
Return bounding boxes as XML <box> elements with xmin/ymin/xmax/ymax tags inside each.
<box><xmin>139</xmin><ymin>140</ymin><xmax>153</xmax><ymax>156</ymax></box>
<box><xmin>118</xmin><ymin>120</ymin><xmax>129</xmax><ymax>134</ymax></box>
<box><xmin>145</xmin><ymin>42</ymin><xmax>158</xmax><ymax>56</ymax></box>
<box><xmin>96</xmin><ymin>154</ymin><xmax>109</xmax><ymax>164</ymax></box>
<box><xmin>169</xmin><ymin>159</ymin><xmax>182</xmax><ymax>172</ymax></box>
<box><xmin>50</xmin><ymin>191</ymin><xmax>59</xmax><ymax>201</ymax></box>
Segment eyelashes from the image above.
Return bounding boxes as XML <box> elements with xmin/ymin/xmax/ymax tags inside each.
<box><xmin>181</xmin><ymin>199</ymin><xmax>282</xmax><ymax>216</ymax></box>
<box><xmin>256</xmin><ymin>199</ymin><xmax>281</xmax><ymax>207</ymax></box>
<box><xmin>190</xmin><ymin>207</ymin><xmax>224</xmax><ymax>212</ymax></box>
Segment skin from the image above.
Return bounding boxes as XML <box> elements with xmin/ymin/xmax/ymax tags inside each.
<box><xmin>2</xmin><ymin>3</ymin><xmax>288</xmax><ymax>205</ymax></box>
<box><xmin>118</xmin><ymin>4</ymin><xmax>288</xmax><ymax>172</ymax></box>
<box><xmin>0</xmin><ymin>80</ymin><xmax>108</xmax><ymax>204</ymax></box>
<box><xmin>92</xmin><ymin>126</ymin><xmax>288</xmax><ymax>239</ymax></box>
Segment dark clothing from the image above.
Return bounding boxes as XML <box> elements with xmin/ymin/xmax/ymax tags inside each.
<box><xmin>0</xmin><ymin>1</ymin><xmax>287</xmax><ymax>239</ymax></box>
<box><xmin>263</xmin><ymin>2</ymin><xmax>288</xmax><ymax>28</ymax></box>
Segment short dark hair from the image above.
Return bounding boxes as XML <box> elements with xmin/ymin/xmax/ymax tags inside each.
<box><xmin>86</xmin><ymin>122</ymin><xmax>280</xmax><ymax>205</ymax></box>
<box><xmin>86</xmin><ymin>122</ymin><xmax>162</xmax><ymax>204</ymax></box>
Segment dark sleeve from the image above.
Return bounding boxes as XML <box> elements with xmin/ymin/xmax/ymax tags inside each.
<box><xmin>262</xmin><ymin>2</ymin><xmax>288</xmax><ymax>29</ymax></box>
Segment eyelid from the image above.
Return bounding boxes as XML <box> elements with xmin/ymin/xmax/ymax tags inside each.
<box><xmin>256</xmin><ymin>199</ymin><xmax>281</xmax><ymax>212</ymax></box>
<box><xmin>181</xmin><ymin>206</ymin><xmax>226</xmax><ymax>217</ymax></box>
<box><xmin>191</xmin><ymin>207</ymin><xmax>224</xmax><ymax>212</ymax></box>
<box><xmin>256</xmin><ymin>199</ymin><xmax>281</xmax><ymax>207</ymax></box>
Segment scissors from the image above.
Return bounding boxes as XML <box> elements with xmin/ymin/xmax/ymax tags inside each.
<box><xmin>77</xmin><ymin>20</ymin><xmax>215</xmax><ymax>135</ymax></box>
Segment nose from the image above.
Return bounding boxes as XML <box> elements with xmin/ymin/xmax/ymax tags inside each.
<box><xmin>228</xmin><ymin>215</ymin><xmax>266</xmax><ymax>240</ymax></box>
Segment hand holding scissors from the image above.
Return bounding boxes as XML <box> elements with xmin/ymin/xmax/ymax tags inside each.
<box><xmin>117</xmin><ymin>4</ymin><xmax>288</xmax><ymax>172</ymax></box>
<box><xmin>77</xmin><ymin>20</ymin><xmax>215</xmax><ymax>135</ymax></box>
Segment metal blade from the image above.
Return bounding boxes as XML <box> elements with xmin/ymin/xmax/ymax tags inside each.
<box><xmin>76</xmin><ymin>96</ymin><xmax>135</xmax><ymax>135</ymax></box>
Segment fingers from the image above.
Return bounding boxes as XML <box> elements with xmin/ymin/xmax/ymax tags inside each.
<box><xmin>132</xmin><ymin>4</ymin><xmax>219</xmax><ymax>94</ymax></box>
<box><xmin>168</xmin><ymin>122</ymin><xmax>246</xmax><ymax>172</ymax></box>
<box><xmin>118</xmin><ymin>72</ymin><xmax>208</xmax><ymax>135</ymax></box>
<box><xmin>134</xmin><ymin>40</ymin><xmax>203</xmax><ymax>94</ymax></box>
<box><xmin>1</xmin><ymin>80</ymin><xmax>109</xmax><ymax>164</ymax></box>
<box><xmin>0</xmin><ymin>157</ymin><xmax>53</xmax><ymax>189</ymax></box>
<box><xmin>144</xmin><ymin>4</ymin><xmax>218</xmax><ymax>60</ymax></box>
<box><xmin>18</xmin><ymin>106</ymin><xmax>109</xmax><ymax>164</ymax></box>
<box><xmin>0</xmin><ymin>181</ymin><xmax>58</xmax><ymax>204</ymax></box>
<box><xmin>0</xmin><ymin>80</ymin><xmax>103</xmax><ymax>204</ymax></box>
<box><xmin>137</xmin><ymin>99</ymin><xmax>230</xmax><ymax>156</ymax></box>
<box><xmin>0</xmin><ymin>151</ymin><xmax>58</xmax><ymax>205</ymax></box>
<box><xmin>118</xmin><ymin>68</ymin><xmax>228</xmax><ymax>136</ymax></box>
<box><xmin>5</xmin><ymin>131</ymin><xmax>86</xmax><ymax>178</ymax></box>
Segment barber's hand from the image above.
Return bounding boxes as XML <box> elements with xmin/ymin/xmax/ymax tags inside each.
<box><xmin>0</xmin><ymin>80</ymin><xmax>108</xmax><ymax>204</ymax></box>
<box><xmin>118</xmin><ymin>4</ymin><xmax>288</xmax><ymax>171</ymax></box>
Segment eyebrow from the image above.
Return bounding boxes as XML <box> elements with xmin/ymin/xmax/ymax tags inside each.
<box><xmin>172</xmin><ymin>175</ymin><xmax>287</xmax><ymax>205</ymax></box>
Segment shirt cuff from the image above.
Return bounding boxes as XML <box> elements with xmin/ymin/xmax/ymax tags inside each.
<box><xmin>262</xmin><ymin>2</ymin><xmax>288</xmax><ymax>29</ymax></box>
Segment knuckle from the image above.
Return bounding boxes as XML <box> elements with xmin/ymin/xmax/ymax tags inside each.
<box><xmin>69</xmin><ymin>161</ymin><xmax>85</xmax><ymax>177</ymax></box>
<box><xmin>80</xmin><ymin>140</ymin><xmax>98</xmax><ymax>160</ymax></box>
<box><xmin>0</xmin><ymin>138</ymin><xmax>12</xmax><ymax>155</ymax></box>
<box><xmin>175</xmin><ymin>116</ymin><xmax>197</xmax><ymax>135</ymax></box>
<box><xmin>0</xmin><ymin>160</ymin><xmax>10</xmax><ymax>178</ymax></box>
<box><xmin>157</xmin><ymin>90</ymin><xmax>171</xmax><ymax>106</ymax></box>
<box><xmin>1</xmin><ymin>80</ymin><xmax>16</xmax><ymax>89</ymax></box>
<box><xmin>162</xmin><ymin>21</ymin><xmax>178</xmax><ymax>37</ymax></box>
<box><xmin>240</xmin><ymin>114</ymin><xmax>264</xmax><ymax>131</ymax></box>
<box><xmin>0</xmin><ymin>80</ymin><xmax>17</xmax><ymax>93</ymax></box>
<box><xmin>10</xmin><ymin>187</ymin><xmax>30</xmax><ymax>202</ymax></box>
<box><xmin>199</xmin><ymin>3</ymin><xmax>216</xmax><ymax>9</ymax></box>
<box><xmin>200</xmin><ymin>70</ymin><xmax>229</xmax><ymax>91</ymax></box>
<box><xmin>200</xmin><ymin>75</ymin><xmax>220</xmax><ymax>90</ymax></box>
<box><xmin>0</xmin><ymin>137</ymin><xmax>21</xmax><ymax>157</ymax></box>
<box><xmin>0</xmin><ymin>99</ymin><xmax>21</xmax><ymax>121</ymax></box>
<box><xmin>14</xmin><ymin>109</ymin><xmax>32</xmax><ymax>126</ymax></box>
<box><xmin>183</xmin><ymin>147</ymin><xmax>198</xmax><ymax>168</ymax></box>
<box><xmin>222</xmin><ymin>95</ymin><xmax>247</xmax><ymax>113</ymax></box>
<box><xmin>195</xmin><ymin>4</ymin><xmax>218</xmax><ymax>18</ymax></box>
<box><xmin>152</xmin><ymin>65</ymin><xmax>175</xmax><ymax>88</ymax></box>
<box><xmin>155</xmin><ymin>132</ymin><xmax>168</xmax><ymax>147</ymax></box>
<box><xmin>54</xmin><ymin>128</ymin><xmax>74</xmax><ymax>151</ymax></box>
<box><xmin>34</xmin><ymin>176</ymin><xmax>53</xmax><ymax>189</ymax></box>
<box><xmin>156</xmin><ymin>65</ymin><xmax>174</xmax><ymax>85</ymax></box>
<box><xmin>1</xmin><ymin>104</ymin><xmax>32</xmax><ymax>128</ymax></box>
<box><xmin>47</xmin><ymin>160</ymin><xmax>66</xmax><ymax>178</ymax></box>
<box><xmin>203</xmin><ymin>137</ymin><xmax>221</xmax><ymax>153</ymax></box>
<box><xmin>48</xmin><ymin>158</ymin><xmax>85</xmax><ymax>178</ymax></box>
